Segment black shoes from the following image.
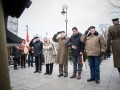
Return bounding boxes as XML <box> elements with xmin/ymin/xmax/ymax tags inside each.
<box><xmin>34</xmin><ymin>71</ymin><xmax>38</xmax><ymax>73</ymax></box>
<box><xmin>14</xmin><ymin>68</ymin><xmax>18</xmax><ymax>70</ymax></box>
<box><xmin>64</xmin><ymin>74</ymin><xmax>68</xmax><ymax>77</ymax></box>
<box><xmin>28</xmin><ymin>65</ymin><xmax>34</xmax><ymax>67</ymax></box>
<box><xmin>95</xmin><ymin>80</ymin><xmax>100</xmax><ymax>84</ymax></box>
<box><xmin>87</xmin><ymin>78</ymin><xmax>95</xmax><ymax>82</ymax></box>
<box><xmin>58</xmin><ymin>74</ymin><xmax>63</xmax><ymax>77</ymax></box>
<box><xmin>87</xmin><ymin>78</ymin><xmax>100</xmax><ymax>84</ymax></box>
<box><xmin>21</xmin><ymin>66</ymin><xmax>26</xmax><ymax>68</ymax></box>
<box><xmin>49</xmin><ymin>73</ymin><xmax>52</xmax><ymax>75</ymax></box>
<box><xmin>58</xmin><ymin>73</ymin><xmax>68</xmax><ymax>77</ymax></box>
<box><xmin>38</xmin><ymin>71</ymin><xmax>41</xmax><ymax>73</ymax></box>
<box><xmin>44</xmin><ymin>73</ymin><xmax>52</xmax><ymax>75</ymax></box>
<box><xmin>31</xmin><ymin>65</ymin><xmax>34</xmax><ymax>67</ymax></box>
<box><xmin>44</xmin><ymin>73</ymin><xmax>49</xmax><ymax>75</ymax></box>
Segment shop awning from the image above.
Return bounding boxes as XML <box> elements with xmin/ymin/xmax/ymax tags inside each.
<box><xmin>6</xmin><ymin>30</ymin><xmax>22</xmax><ymax>46</ymax></box>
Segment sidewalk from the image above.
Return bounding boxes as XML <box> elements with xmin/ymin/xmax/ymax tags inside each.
<box><xmin>10</xmin><ymin>56</ymin><xmax>120</xmax><ymax>90</ymax></box>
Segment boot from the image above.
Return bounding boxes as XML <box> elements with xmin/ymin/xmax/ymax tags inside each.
<box><xmin>64</xmin><ymin>73</ymin><xmax>68</xmax><ymax>77</ymax></box>
<box><xmin>77</xmin><ymin>73</ymin><xmax>81</xmax><ymax>79</ymax></box>
<box><xmin>70</xmin><ymin>72</ymin><xmax>76</xmax><ymax>78</ymax></box>
<box><xmin>95</xmin><ymin>80</ymin><xmax>100</xmax><ymax>84</ymax></box>
<box><xmin>87</xmin><ymin>78</ymin><xmax>95</xmax><ymax>82</ymax></box>
<box><xmin>118</xmin><ymin>68</ymin><xmax>120</xmax><ymax>76</ymax></box>
<box><xmin>58</xmin><ymin>73</ymin><xmax>63</xmax><ymax>77</ymax></box>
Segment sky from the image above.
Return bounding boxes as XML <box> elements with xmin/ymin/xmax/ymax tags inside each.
<box><xmin>18</xmin><ymin>0</ymin><xmax>118</xmax><ymax>40</ymax></box>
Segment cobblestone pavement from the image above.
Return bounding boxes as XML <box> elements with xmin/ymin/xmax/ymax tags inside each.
<box><xmin>10</xmin><ymin>56</ymin><xmax>120</xmax><ymax>90</ymax></box>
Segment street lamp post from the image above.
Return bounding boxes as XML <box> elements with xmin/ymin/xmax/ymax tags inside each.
<box><xmin>61</xmin><ymin>4</ymin><xmax>68</xmax><ymax>36</ymax></box>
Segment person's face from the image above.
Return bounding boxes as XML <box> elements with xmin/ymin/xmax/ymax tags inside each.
<box><xmin>72</xmin><ymin>29</ymin><xmax>78</xmax><ymax>35</ymax></box>
<box><xmin>113</xmin><ymin>21</ymin><xmax>119</xmax><ymax>25</ymax></box>
<box><xmin>44</xmin><ymin>38</ymin><xmax>49</xmax><ymax>43</ymax></box>
<box><xmin>61</xmin><ymin>32</ymin><xmax>66</xmax><ymax>37</ymax></box>
<box><xmin>90</xmin><ymin>28</ymin><xmax>96</xmax><ymax>34</ymax></box>
<box><xmin>35</xmin><ymin>38</ymin><xmax>39</xmax><ymax>42</ymax></box>
<box><xmin>22</xmin><ymin>40</ymin><xmax>25</xmax><ymax>43</ymax></box>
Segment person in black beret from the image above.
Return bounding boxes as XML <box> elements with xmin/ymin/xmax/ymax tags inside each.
<box><xmin>81</xmin><ymin>26</ymin><xmax>106</xmax><ymax>84</ymax></box>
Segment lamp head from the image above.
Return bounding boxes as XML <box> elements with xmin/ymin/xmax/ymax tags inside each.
<box><xmin>61</xmin><ymin>9</ymin><xmax>66</xmax><ymax>15</ymax></box>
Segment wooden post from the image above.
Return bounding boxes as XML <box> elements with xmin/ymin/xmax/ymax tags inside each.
<box><xmin>0</xmin><ymin>0</ymin><xmax>11</xmax><ymax>90</ymax></box>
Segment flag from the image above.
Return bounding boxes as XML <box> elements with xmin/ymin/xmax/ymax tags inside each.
<box><xmin>24</xmin><ymin>25</ymin><xmax>30</xmax><ymax>54</ymax></box>
<box><xmin>26</xmin><ymin>25</ymin><xmax>29</xmax><ymax>42</ymax></box>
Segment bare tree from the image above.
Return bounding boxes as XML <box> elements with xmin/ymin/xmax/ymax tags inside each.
<box><xmin>98</xmin><ymin>24</ymin><xmax>111</xmax><ymax>42</ymax></box>
<box><xmin>106</xmin><ymin>0</ymin><xmax>120</xmax><ymax>14</ymax></box>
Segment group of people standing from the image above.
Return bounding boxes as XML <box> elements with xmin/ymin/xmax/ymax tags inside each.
<box><xmin>12</xmin><ymin>18</ymin><xmax>120</xmax><ymax>84</ymax></box>
<box><xmin>53</xmin><ymin>26</ymin><xmax>106</xmax><ymax>84</ymax></box>
<box><xmin>12</xmin><ymin>39</ymin><xmax>34</xmax><ymax>70</ymax></box>
<box><xmin>12</xmin><ymin>36</ymin><xmax>56</xmax><ymax>75</ymax></box>
<box><xmin>30</xmin><ymin>36</ymin><xmax>56</xmax><ymax>74</ymax></box>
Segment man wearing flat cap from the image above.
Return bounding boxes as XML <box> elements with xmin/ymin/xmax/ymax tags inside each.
<box><xmin>32</xmin><ymin>36</ymin><xmax>43</xmax><ymax>73</ymax></box>
<box><xmin>107</xmin><ymin>18</ymin><xmax>120</xmax><ymax>75</ymax></box>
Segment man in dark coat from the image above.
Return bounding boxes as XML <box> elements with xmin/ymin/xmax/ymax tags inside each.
<box><xmin>67</xmin><ymin>27</ymin><xmax>84</xmax><ymax>79</ymax></box>
<box><xmin>107</xmin><ymin>18</ymin><xmax>120</xmax><ymax>75</ymax></box>
<box><xmin>32</xmin><ymin>36</ymin><xmax>43</xmax><ymax>73</ymax></box>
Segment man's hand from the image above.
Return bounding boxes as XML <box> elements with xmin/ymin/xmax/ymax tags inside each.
<box><xmin>106</xmin><ymin>50</ymin><xmax>111</xmax><ymax>58</ymax></box>
<box><xmin>80</xmin><ymin>52</ymin><xmax>83</xmax><ymax>55</ymax></box>
<box><xmin>100</xmin><ymin>52</ymin><xmax>104</xmax><ymax>57</ymax></box>
<box><xmin>84</xmin><ymin>30</ymin><xmax>89</xmax><ymax>35</ymax></box>
<box><xmin>71</xmin><ymin>45</ymin><xmax>77</xmax><ymax>49</ymax></box>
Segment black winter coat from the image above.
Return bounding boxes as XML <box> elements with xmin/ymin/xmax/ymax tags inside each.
<box><xmin>12</xmin><ymin>46</ymin><xmax>20</xmax><ymax>59</ymax></box>
<box><xmin>33</xmin><ymin>40</ymin><xmax>43</xmax><ymax>57</ymax></box>
<box><xmin>67</xmin><ymin>33</ymin><xmax>85</xmax><ymax>56</ymax></box>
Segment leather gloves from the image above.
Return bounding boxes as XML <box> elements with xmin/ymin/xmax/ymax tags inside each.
<box><xmin>56</xmin><ymin>31</ymin><xmax>61</xmax><ymax>35</ymax></box>
<box><xmin>84</xmin><ymin>30</ymin><xmax>89</xmax><ymax>35</ymax></box>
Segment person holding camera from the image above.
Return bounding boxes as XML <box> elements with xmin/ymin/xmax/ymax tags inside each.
<box><xmin>81</xmin><ymin>26</ymin><xmax>106</xmax><ymax>84</ymax></box>
<box><xmin>67</xmin><ymin>27</ymin><xmax>84</xmax><ymax>79</ymax></box>
<box><xmin>52</xmin><ymin>31</ymin><xmax>69</xmax><ymax>77</ymax></box>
